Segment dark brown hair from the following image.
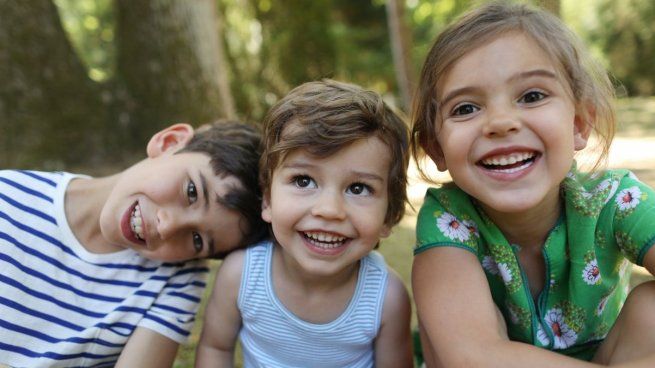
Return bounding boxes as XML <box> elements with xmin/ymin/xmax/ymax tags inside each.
<box><xmin>260</xmin><ymin>79</ymin><xmax>410</xmax><ymax>226</ymax></box>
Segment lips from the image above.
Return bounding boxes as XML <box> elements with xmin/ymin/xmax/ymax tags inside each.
<box><xmin>121</xmin><ymin>201</ymin><xmax>146</xmax><ymax>245</ymax></box>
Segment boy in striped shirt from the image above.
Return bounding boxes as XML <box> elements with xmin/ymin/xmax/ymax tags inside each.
<box><xmin>0</xmin><ymin>121</ymin><xmax>266</xmax><ymax>367</ymax></box>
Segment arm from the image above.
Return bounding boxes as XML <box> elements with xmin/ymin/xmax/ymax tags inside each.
<box><xmin>374</xmin><ymin>270</ymin><xmax>413</xmax><ymax>368</ymax></box>
<box><xmin>413</xmin><ymin>247</ymin><xmax>597</xmax><ymax>368</ymax></box>
<box><xmin>195</xmin><ymin>250</ymin><xmax>245</xmax><ymax>368</ymax></box>
<box><xmin>115</xmin><ymin>327</ymin><xmax>179</xmax><ymax>368</ymax></box>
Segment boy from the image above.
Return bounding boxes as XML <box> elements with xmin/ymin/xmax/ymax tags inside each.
<box><xmin>0</xmin><ymin>121</ymin><xmax>266</xmax><ymax>367</ymax></box>
<box><xmin>196</xmin><ymin>80</ymin><xmax>413</xmax><ymax>367</ymax></box>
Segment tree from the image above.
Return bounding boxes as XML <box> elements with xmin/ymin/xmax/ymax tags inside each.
<box><xmin>0</xmin><ymin>0</ymin><xmax>234</xmax><ymax>169</ymax></box>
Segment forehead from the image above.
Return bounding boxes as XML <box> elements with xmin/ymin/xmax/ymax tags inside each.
<box><xmin>280</xmin><ymin>135</ymin><xmax>391</xmax><ymax>173</ymax></box>
<box><xmin>438</xmin><ymin>32</ymin><xmax>567</xmax><ymax>95</ymax></box>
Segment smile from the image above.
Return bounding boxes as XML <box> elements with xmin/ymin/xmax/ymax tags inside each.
<box><xmin>302</xmin><ymin>231</ymin><xmax>348</xmax><ymax>249</ymax></box>
<box><xmin>478</xmin><ymin>151</ymin><xmax>539</xmax><ymax>173</ymax></box>
<box><xmin>130</xmin><ymin>203</ymin><xmax>145</xmax><ymax>241</ymax></box>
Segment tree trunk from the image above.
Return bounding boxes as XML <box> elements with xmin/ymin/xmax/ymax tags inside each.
<box><xmin>1</xmin><ymin>0</ymin><xmax>234</xmax><ymax>169</ymax></box>
<box><xmin>385</xmin><ymin>0</ymin><xmax>414</xmax><ymax>112</ymax></box>
<box><xmin>116</xmin><ymin>0</ymin><xmax>234</xmax><ymax>145</ymax></box>
<box><xmin>0</xmin><ymin>0</ymin><xmax>107</xmax><ymax>168</ymax></box>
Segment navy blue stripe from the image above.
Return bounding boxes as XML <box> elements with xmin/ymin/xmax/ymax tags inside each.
<box><xmin>0</xmin><ymin>273</ymin><xmax>108</xmax><ymax>316</ymax></box>
<box><xmin>0</xmin><ymin>210</ymin><xmax>162</xmax><ymax>272</ymax></box>
<box><xmin>165</xmin><ymin>280</ymin><xmax>207</xmax><ymax>289</ymax></box>
<box><xmin>0</xmin><ymin>295</ymin><xmax>84</xmax><ymax>331</ymax></box>
<box><xmin>172</xmin><ymin>266</ymin><xmax>210</xmax><ymax>276</ymax></box>
<box><xmin>0</xmin><ymin>231</ymin><xmax>146</xmax><ymax>287</ymax></box>
<box><xmin>143</xmin><ymin>313</ymin><xmax>190</xmax><ymax>337</ymax></box>
<box><xmin>0</xmin><ymin>194</ymin><xmax>56</xmax><ymax>224</ymax></box>
<box><xmin>17</xmin><ymin>170</ymin><xmax>57</xmax><ymax>187</ymax></box>
<box><xmin>167</xmin><ymin>291</ymin><xmax>201</xmax><ymax>303</ymax></box>
<box><xmin>0</xmin><ymin>341</ymin><xmax>119</xmax><ymax>360</ymax></box>
<box><xmin>0</xmin><ymin>177</ymin><xmax>53</xmax><ymax>203</ymax></box>
<box><xmin>0</xmin><ymin>319</ymin><xmax>123</xmax><ymax>348</ymax></box>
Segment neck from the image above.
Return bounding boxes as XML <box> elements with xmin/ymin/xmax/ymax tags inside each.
<box><xmin>65</xmin><ymin>174</ymin><xmax>121</xmax><ymax>253</ymax></box>
<box><xmin>481</xmin><ymin>187</ymin><xmax>562</xmax><ymax>251</ymax></box>
<box><xmin>274</xmin><ymin>243</ymin><xmax>359</xmax><ymax>292</ymax></box>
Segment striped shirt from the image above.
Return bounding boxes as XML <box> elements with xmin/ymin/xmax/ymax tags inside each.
<box><xmin>0</xmin><ymin>170</ymin><xmax>208</xmax><ymax>367</ymax></box>
<box><xmin>238</xmin><ymin>241</ymin><xmax>388</xmax><ymax>368</ymax></box>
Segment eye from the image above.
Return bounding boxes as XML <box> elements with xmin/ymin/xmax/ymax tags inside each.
<box><xmin>293</xmin><ymin>175</ymin><xmax>316</xmax><ymax>189</ymax></box>
<box><xmin>519</xmin><ymin>90</ymin><xmax>547</xmax><ymax>104</ymax></box>
<box><xmin>187</xmin><ymin>180</ymin><xmax>198</xmax><ymax>204</ymax></box>
<box><xmin>192</xmin><ymin>232</ymin><xmax>203</xmax><ymax>253</ymax></box>
<box><xmin>451</xmin><ymin>103</ymin><xmax>479</xmax><ymax>116</ymax></box>
<box><xmin>347</xmin><ymin>183</ymin><xmax>372</xmax><ymax>196</ymax></box>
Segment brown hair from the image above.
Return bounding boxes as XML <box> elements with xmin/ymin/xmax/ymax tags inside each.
<box><xmin>181</xmin><ymin>120</ymin><xmax>267</xmax><ymax>258</ymax></box>
<box><xmin>411</xmin><ymin>1</ymin><xmax>616</xmax><ymax>181</ymax></box>
<box><xmin>260</xmin><ymin>79</ymin><xmax>409</xmax><ymax>226</ymax></box>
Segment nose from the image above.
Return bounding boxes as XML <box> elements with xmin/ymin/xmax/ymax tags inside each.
<box><xmin>483</xmin><ymin>103</ymin><xmax>521</xmax><ymax>137</ymax></box>
<box><xmin>310</xmin><ymin>188</ymin><xmax>346</xmax><ymax>220</ymax></box>
<box><xmin>157</xmin><ymin>207</ymin><xmax>191</xmax><ymax>240</ymax></box>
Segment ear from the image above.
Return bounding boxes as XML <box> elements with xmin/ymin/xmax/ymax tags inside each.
<box><xmin>146</xmin><ymin>123</ymin><xmax>194</xmax><ymax>158</ymax></box>
<box><xmin>426</xmin><ymin>144</ymin><xmax>448</xmax><ymax>172</ymax></box>
<box><xmin>379</xmin><ymin>224</ymin><xmax>392</xmax><ymax>239</ymax></box>
<box><xmin>573</xmin><ymin>103</ymin><xmax>595</xmax><ymax>151</ymax></box>
<box><xmin>261</xmin><ymin>193</ymin><xmax>272</xmax><ymax>224</ymax></box>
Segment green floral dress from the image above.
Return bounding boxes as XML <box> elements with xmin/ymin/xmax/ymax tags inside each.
<box><xmin>414</xmin><ymin>167</ymin><xmax>655</xmax><ymax>360</ymax></box>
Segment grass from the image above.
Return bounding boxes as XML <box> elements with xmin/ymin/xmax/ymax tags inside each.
<box><xmin>173</xmin><ymin>97</ymin><xmax>655</xmax><ymax>367</ymax></box>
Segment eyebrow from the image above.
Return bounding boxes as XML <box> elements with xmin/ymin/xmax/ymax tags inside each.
<box><xmin>198</xmin><ymin>172</ymin><xmax>216</xmax><ymax>257</ymax></box>
<box><xmin>439</xmin><ymin>69</ymin><xmax>558</xmax><ymax>109</ymax></box>
<box><xmin>283</xmin><ymin>162</ymin><xmax>384</xmax><ymax>183</ymax></box>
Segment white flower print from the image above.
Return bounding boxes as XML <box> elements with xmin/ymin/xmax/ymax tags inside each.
<box><xmin>462</xmin><ymin>219</ymin><xmax>479</xmax><ymax>238</ymax></box>
<box><xmin>482</xmin><ymin>256</ymin><xmax>499</xmax><ymax>275</ymax></box>
<box><xmin>497</xmin><ymin>262</ymin><xmax>513</xmax><ymax>284</ymax></box>
<box><xmin>536</xmin><ymin>322</ymin><xmax>551</xmax><ymax>346</ymax></box>
<box><xmin>596</xmin><ymin>295</ymin><xmax>609</xmax><ymax>316</ymax></box>
<box><xmin>508</xmin><ymin>307</ymin><xmax>519</xmax><ymax>325</ymax></box>
<box><xmin>436</xmin><ymin>212</ymin><xmax>470</xmax><ymax>242</ymax></box>
<box><xmin>582</xmin><ymin>259</ymin><xmax>601</xmax><ymax>285</ymax></box>
<box><xmin>616</xmin><ymin>186</ymin><xmax>642</xmax><ymax>211</ymax></box>
<box><xmin>543</xmin><ymin>308</ymin><xmax>578</xmax><ymax>349</ymax></box>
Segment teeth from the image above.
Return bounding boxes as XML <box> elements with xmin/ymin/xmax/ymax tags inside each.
<box><xmin>481</xmin><ymin>152</ymin><xmax>534</xmax><ymax>166</ymax></box>
<box><xmin>303</xmin><ymin>231</ymin><xmax>347</xmax><ymax>249</ymax></box>
<box><xmin>130</xmin><ymin>204</ymin><xmax>144</xmax><ymax>240</ymax></box>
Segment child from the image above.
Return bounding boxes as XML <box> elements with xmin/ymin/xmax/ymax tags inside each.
<box><xmin>196</xmin><ymin>79</ymin><xmax>413</xmax><ymax>367</ymax></box>
<box><xmin>411</xmin><ymin>2</ymin><xmax>655</xmax><ymax>367</ymax></box>
<box><xmin>0</xmin><ymin>121</ymin><xmax>266</xmax><ymax>367</ymax></box>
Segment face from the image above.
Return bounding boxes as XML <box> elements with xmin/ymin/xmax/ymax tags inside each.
<box><xmin>433</xmin><ymin>32</ymin><xmax>590</xmax><ymax>218</ymax></box>
<box><xmin>99</xmin><ymin>125</ymin><xmax>245</xmax><ymax>261</ymax></box>
<box><xmin>262</xmin><ymin>136</ymin><xmax>392</xmax><ymax>277</ymax></box>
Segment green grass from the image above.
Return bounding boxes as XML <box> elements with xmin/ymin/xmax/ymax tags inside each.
<box><xmin>173</xmin><ymin>97</ymin><xmax>655</xmax><ymax>367</ymax></box>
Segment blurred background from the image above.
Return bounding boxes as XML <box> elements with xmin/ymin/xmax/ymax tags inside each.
<box><xmin>3</xmin><ymin>0</ymin><xmax>655</xmax><ymax>172</ymax></box>
<box><xmin>4</xmin><ymin>1</ymin><xmax>655</xmax><ymax>367</ymax></box>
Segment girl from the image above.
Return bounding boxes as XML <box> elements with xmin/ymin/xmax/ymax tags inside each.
<box><xmin>196</xmin><ymin>79</ymin><xmax>413</xmax><ymax>367</ymax></box>
<box><xmin>411</xmin><ymin>2</ymin><xmax>655</xmax><ymax>367</ymax></box>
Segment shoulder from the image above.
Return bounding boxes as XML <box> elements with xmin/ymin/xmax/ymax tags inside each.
<box><xmin>380</xmin><ymin>270</ymin><xmax>411</xmax><ymax>327</ymax></box>
<box><xmin>416</xmin><ymin>184</ymin><xmax>482</xmax><ymax>256</ymax></box>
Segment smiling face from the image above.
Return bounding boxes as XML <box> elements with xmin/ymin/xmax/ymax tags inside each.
<box><xmin>99</xmin><ymin>125</ymin><xmax>246</xmax><ymax>262</ymax></box>
<box><xmin>261</xmin><ymin>136</ymin><xmax>391</xmax><ymax>277</ymax></box>
<box><xmin>433</xmin><ymin>32</ymin><xmax>591</xmax><ymax>217</ymax></box>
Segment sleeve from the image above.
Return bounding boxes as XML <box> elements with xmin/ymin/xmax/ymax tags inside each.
<box><xmin>611</xmin><ymin>172</ymin><xmax>655</xmax><ymax>265</ymax></box>
<box><xmin>138</xmin><ymin>260</ymin><xmax>209</xmax><ymax>343</ymax></box>
<box><xmin>414</xmin><ymin>187</ymin><xmax>480</xmax><ymax>256</ymax></box>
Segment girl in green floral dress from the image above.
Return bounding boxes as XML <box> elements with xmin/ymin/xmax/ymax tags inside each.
<box><xmin>411</xmin><ymin>2</ymin><xmax>655</xmax><ymax>367</ymax></box>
